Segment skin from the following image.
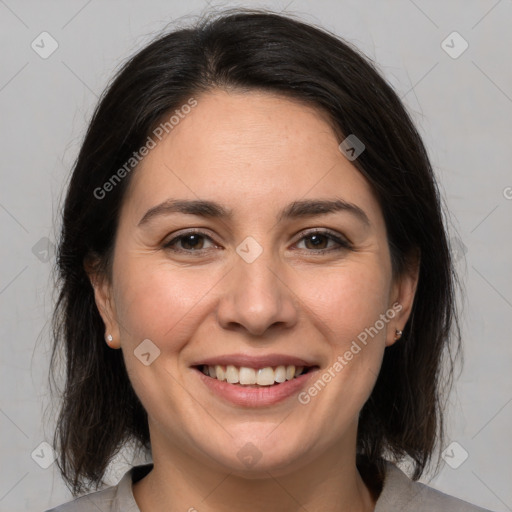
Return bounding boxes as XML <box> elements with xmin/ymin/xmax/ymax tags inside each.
<box><xmin>88</xmin><ymin>89</ymin><xmax>419</xmax><ymax>512</ymax></box>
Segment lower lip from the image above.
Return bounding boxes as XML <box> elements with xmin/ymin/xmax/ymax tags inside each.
<box><xmin>193</xmin><ymin>368</ymin><xmax>317</xmax><ymax>407</ymax></box>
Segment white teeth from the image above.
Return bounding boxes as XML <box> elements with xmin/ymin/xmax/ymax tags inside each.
<box><xmin>225</xmin><ymin>364</ymin><xmax>239</xmax><ymax>384</ymax></box>
<box><xmin>274</xmin><ymin>365</ymin><xmax>287</xmax><ymax>383</ymax></box>
<box><xmin>215</xmin><ymin>365</ymin><xmax>225</xmax><ymax>381</ymax></box>
<box><xmin>239</xmin><ymin>367</ymin><xmax>256</xmax><ymax>385</ymax></box>
<box><xmin>256</xmin><ymin>367</ymin><xmax>275</xmax><ymax>386</ymax></box>
<box><xmin>203</xmin><ymin>364</ymin><xmax>310</xmax><ymax>386</ymax></box>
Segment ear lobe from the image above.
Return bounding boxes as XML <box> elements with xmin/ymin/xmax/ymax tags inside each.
<box><xmin>84</xmin><ymin>259</ymin><xmax>121</xmax><ymax>349</ymax></box>
<box><xmin>387</xmin><ymin>249</ymin><xmax>420</xmax><ymax>347</ymax></box>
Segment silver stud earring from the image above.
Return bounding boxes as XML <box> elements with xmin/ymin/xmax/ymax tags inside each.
<box><xmin>106</xmin><ymin>334</ymin><xmax>113</xmax><ymax>343</ymax></box>
<box><xmin>394</xmin><ymin>329</ymin><xmax>403</xmax><ymax>340</ymax></box>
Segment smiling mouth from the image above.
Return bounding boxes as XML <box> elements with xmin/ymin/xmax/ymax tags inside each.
<box><xmin>193</xmin><ymin>364</ymin><xmax>319</xmax><ymax>387</ymax></box>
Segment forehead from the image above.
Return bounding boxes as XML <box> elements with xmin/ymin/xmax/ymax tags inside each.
<box><xmin>121</xmin><ymin>90</ymin><xmax>383</xmax><ymax>228</ymax></box>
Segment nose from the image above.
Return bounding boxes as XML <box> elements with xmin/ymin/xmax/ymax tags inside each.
<box><xmin>216</xmin><ymin>247</ymin><xmax>299</xmax><ymax>337</ymax></box>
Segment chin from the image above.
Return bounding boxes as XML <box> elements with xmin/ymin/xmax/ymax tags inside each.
<box><xmin>194</xmin><ymin>431</ymin><xmax>317</xmax><ymax>479</ymax></box>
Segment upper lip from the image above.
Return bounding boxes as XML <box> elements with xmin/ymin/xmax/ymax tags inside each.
<box><xmin>191</xmin><ymin>353</ymin><xmax>318</xmax><ymax>369</ymax></box>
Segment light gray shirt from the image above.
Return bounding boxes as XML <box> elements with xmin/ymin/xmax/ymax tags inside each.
<box><xmin>46</xmin><ymin>462</ymin><xmax>494</xmax><ymax>511</ymax></box>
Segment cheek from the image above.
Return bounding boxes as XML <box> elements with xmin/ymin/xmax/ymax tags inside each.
<box><xmin>112</xmin><ymin>260</ymin><xmax>214</xmax><ymax>420</ymax></box>
<box><xmin>290</xmin><ymin>267</ymin><xmax>390</xmax><ymax>431</ymax></box>
<box><xmin>113</xmin><ymin>258</ymin><xmax>217</xmax><ymax>344</ymax></box>
<box><xmin>295</xmin><ymin>261</ymin><xmax>391</xmax><ymax>349</ymax></box>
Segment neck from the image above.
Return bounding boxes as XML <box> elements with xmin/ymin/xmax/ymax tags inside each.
<box><xmin>133</xmin><ymin>428</ymin><xmax>376</xmax><ymax>512</ymax></box>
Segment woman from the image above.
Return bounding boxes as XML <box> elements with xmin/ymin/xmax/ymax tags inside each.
<box><xmin>47</xmin><ymin>8</ymin><xmax>494</xmax><ymax>512</ymax></box>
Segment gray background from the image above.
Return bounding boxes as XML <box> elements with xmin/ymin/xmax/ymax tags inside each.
<box><xmin>1</xmin><ymin>0</ymin><xmax>511</xmax><ymax>511</ymax></box>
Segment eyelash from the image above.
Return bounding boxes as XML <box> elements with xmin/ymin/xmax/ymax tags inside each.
<box><xmin>162</xmin><ymin>229</ymin><xmax>353</xmax><ymax>255</ymax></box>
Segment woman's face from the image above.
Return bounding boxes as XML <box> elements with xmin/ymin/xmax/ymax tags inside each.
<box><xmin>92</xmin><ymin>90</ymin><xmax>417</xmax><ymax>476</ymax></box>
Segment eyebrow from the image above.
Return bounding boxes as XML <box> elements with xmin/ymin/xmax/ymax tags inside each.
<box><xmin>137</xmin><ymin>198</ymin><xmax>370</xmax><ymax>227</ymax></box>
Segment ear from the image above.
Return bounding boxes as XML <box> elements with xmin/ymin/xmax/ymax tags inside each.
<box><xmin>386</xmin><ymin>248</ymin><xmax>420</xmax><ymax>347</ymax></box>
<box><xmin>84</xmin><ymin>257</ymin><xmax>121</xmax><ymax>349</ymax></box>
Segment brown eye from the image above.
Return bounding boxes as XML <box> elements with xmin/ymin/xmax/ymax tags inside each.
<box><xmin>295</xmin><ymin>230</ymin><xmax>352</xmax><ymax>253</ymax></box>
<box><xmin>302</xmin><ymin>233</ymin><xmax>330</xmax><ymax>250</ymax></box>
<box><xmin>177</xmin><ymin>234</ymin><xmax>206</xmax><ymax>250</ymax></box>
<box><xmin>163</xmin><ymin>232</ymin><xmax>215</xmax><ymax>253</ymax></box>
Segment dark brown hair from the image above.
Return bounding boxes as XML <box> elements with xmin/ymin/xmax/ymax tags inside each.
<box><xmin>51</xmin><ymin>8</ymin><xmax>461</xmax><ymax>495</ymax></box>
